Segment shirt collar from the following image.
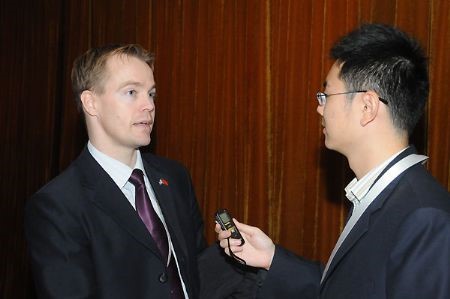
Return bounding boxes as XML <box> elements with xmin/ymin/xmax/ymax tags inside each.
<box><xmin>87</xmin><ymin>141</ymin><xmax>146</xmax><ymax>189</ymax></box>
<box><xmin>345</xmin><ymin>147</ymin><xmax>408</xmax><ymax>205</ymax></box>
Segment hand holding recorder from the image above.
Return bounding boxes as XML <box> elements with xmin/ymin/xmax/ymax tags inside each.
<box><xmin>215</xmin><ymin>209</ymin><xmax>276</xmax><ymax>270</ymax></box>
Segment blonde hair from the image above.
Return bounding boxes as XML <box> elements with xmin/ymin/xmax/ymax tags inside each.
<box><xmin>71</xmin><ymin>44</ymin><xmax>154</xmax><ymax>111</ymax></box>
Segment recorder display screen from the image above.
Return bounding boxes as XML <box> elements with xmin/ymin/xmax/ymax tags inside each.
<box><xmin>219</xmin><ymin>212</ymin><xmax>231</xmax><ymax>222</ymax></box>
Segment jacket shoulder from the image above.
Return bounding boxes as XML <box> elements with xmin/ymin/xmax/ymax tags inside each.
<box><xmin>142</xmin><ymin>153</ymin><xmax>189</xmax><ymax>173</ymax></box>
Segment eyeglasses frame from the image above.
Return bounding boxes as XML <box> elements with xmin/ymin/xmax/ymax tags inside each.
<box><xmin>316</xmin><ymin>90</ymin><xmax>388</xmax><ymax>106</ymax></box>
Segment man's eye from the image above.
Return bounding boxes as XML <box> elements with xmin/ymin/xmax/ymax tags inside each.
<box><xmin>127</xmin><ymin>90</ymin><xmax>136</xmax><ymax>96</ymax></box>
<box><xmin>149</xmin><ymin>91</ymin><xmax>157</xmax><ymax>98</ymax></box>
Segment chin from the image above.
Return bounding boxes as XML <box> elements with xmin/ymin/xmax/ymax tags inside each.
<box><xmin>324</xmin><ymin>141</ymin><xmax>346</xmax><ymax>156</ymax></box>
<box><xmin>135</xmin><ymin>138</ymin><xmax>151</xmax><ymax>148</ymax></box>
<box><xmin>323</xmin><ymin>138</ymin><xmax>334</xmax><ymax>150</ymax></box>
<box><xmin>142</xmin><ymin>140</ymin><xmax>152</xmax><ymax>147</ymax></box>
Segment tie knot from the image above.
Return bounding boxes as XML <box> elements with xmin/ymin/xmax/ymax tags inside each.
<box><xmin>129</xmin><ymin>169</ymin><xmax>145</xmax><ymax>187</ymax></box>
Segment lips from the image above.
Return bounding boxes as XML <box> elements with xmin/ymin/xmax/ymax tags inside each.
<box><xmin>133</xmin><ymin>120</ymin><xmax>152</xmax><ymax>126</ymax></box>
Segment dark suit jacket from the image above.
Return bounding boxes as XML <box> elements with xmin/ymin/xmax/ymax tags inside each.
<box><xmin>257</xmin><ymin>147</ymin><xmax>450</xmax><ymax>298</ymax></box>
<box><xmin>25</xmin><ymin>147</ymin><xmax>210</xmax><ymax>298</ymax></box>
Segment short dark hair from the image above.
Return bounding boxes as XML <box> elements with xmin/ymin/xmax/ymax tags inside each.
<box><xmin>330</xmin><ymin>23</ymin><xmax>429</xmax><ymax>135</ymax></box>
<box><xmin>71</xmin><ymin>44</ymin><xmax>154</xmax><ymax>112</ymax></box>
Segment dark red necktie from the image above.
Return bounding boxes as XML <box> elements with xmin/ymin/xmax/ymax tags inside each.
<box><xmin>129</xmin><ymin>169</ymin><xmax>184</xmax><ymax>299</ymax></box>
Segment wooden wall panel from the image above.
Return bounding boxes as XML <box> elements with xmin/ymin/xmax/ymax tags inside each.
<box><xmin>58</xmin><ymin>0</ymin><xmax>91</xmax><ymax>171</ymax></box>
<box><xmin>1</xmin><ymin>0</ymin><xmax>449</xmax><ymax>297</ymax></box>
<box><xmin>270</xmin><ymin>0</ymin><xmax>318</xmax><ymax>255</ymax></box>
<box><xmin>428</xmin><ymin>0</ymin><xmax>450</xmax><ymax>188</ymax></box>
<box><xmin>152</xmin><ymin>0</ymin><xmax>273</xmax><ymax>243</ymax></box>
<box><xmin>1</xmin><ymin>1</ymin><xmax>64</xmax><ymax>297</ymax></box>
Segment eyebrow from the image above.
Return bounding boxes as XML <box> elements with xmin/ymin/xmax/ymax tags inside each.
<box><xmin>322</xmin><ymin>81</ymin><xmax>327</xmax><ymax>89</ymax></box>
<box><xmin>118</xmin><ymin>80</ymin><xmax>155</xmax><ymax>90</ymax></box>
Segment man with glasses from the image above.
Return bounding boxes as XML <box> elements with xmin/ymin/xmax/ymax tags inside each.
<box><xmin>216</xmin><ymin>24</ymin><xmax>450</xmax><ymax>298</ymax></box>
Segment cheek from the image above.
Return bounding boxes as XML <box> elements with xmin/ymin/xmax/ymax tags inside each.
<box><xmin>101</xmin><ymin>107</ymin><xmax>121</xmax><ymax>125</ymax></box>
<box><xmin>108</xmin><ymin>103</ymin><xmax>130</xmax><ymax>122</ymax></box>
<box><xmin>323</xmin><ymin>106</ymin><xmax>334</xmax><ymax>121</ymax></box>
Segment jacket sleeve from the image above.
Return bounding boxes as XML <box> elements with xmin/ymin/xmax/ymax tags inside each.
<box><xmin>198</xmin><ymin>242</ymin><xmax>264</xmax><ymax>299</ymax></box>
<box><xmin>257</xmin><ymin>245</ymin><xmax>321</xmax><ymax>299</ymax></box>
<box><xmin>386</xmin><ymin>207</ymin><xmax>450</xmax><ymax>298</ymax></box>
<box><xmin>24</xmin><ymin>192</ymin><xmax>96</xmax><ymax>299</ymax></box>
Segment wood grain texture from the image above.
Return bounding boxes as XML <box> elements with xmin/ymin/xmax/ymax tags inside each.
<box><xmin>1</xmin><ymin>0</ymin><xmax>449</xmax><ymax>297</ymax></box>
<box><xmin>1</xmin><ymin>1</ymin><xmax>64</xmax><ymax>297</ymax></box>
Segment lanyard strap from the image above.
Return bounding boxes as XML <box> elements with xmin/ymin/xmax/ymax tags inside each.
<box><xmin>320</xmin><ymin>154</ymin><xmax>428</xmax><ymax>283</ymax></box>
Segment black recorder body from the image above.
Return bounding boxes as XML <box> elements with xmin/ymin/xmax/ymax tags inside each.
<box><xmin>215</xmin><ymin>208</ymin><xmax>245</xmax><ymax>246</ymax></box>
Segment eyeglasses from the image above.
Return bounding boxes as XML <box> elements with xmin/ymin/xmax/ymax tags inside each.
<box><xmin>316</xmin><ymin>90</ymin><xmax>388</xmax><ymax>106</ymax></box>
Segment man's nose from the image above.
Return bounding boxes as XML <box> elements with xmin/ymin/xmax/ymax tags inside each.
<box><xmin>142</xmin><ymin>94</ymin><xmax>155</xmax><ymax>111</ymax></box>
<box><xmin>316</xmin><ymin>104</ymin><xmax>324</xmax><ymax>116</ymax></box>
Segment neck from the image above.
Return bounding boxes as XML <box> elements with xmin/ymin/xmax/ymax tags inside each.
<box><xmin>89</xmin><ymin>139</ymin><xmax>138</xmax><ymax>168</ymax></box>
<box><xmin>347</xmin><ymin>136</ymin><xmax>408</xmax><ymax>180</ymax></box>
<box><xmin>86</xmin><ymin>120</ymin><xmax>139</xmax><ymax>168</ymax></box>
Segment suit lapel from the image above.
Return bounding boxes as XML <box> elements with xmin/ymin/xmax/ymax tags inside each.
<box><xmin>76</xmin><ymin>148</ymin><xmax>163</xmax><ymax>259</ymax></box>
<box><xmin>144</xmin><ymin>160</ymin><xmax>189</xmax><ymax>260</ymax></box>
<box><xmin>321</xmin><ymin>193</ymin><xmax>387</xmax><ymax>285</ymax></box>
<box><xmin>321</xmin><ymin>147</ymin><xmax>417</xmax><ymax>286</ymax></box>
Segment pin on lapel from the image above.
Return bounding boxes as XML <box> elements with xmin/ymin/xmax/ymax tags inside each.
<box><xmin>159</xmin><ymin>178</ymin><xmax>169</xmax><ymax>186</ymax></box>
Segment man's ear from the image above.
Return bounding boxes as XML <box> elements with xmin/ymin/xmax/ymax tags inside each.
<box><xmin>80</xmin><ymin>90</ymin><xmax>98</xmax><ymax>117</ymax></box>
<box><xmin>360</xmin><ymin>91</ymin><xmax>380</xmax><ymax>126</ymax></box>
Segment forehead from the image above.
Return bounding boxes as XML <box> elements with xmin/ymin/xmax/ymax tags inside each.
<box><xmin>324</xmin><ymin>62</ymin><xmax>344</xmax><ymax>91</ymax></box>
<box><xmin>103</xmin><ymin>54</ymin><xmax>154</xmax><ymax>85</ymax></box>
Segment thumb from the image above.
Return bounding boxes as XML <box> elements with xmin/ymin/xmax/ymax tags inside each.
<box><xmin>233</xmin><ymin>218</ymin><xmax>257</xmax><ymax>235</ymax></box>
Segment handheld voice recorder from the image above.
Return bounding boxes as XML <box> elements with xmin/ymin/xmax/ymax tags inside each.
<box><xmin>215</xmin><ymin>208</ymin><xmax>245</xmax><ymax>246</ymax></box>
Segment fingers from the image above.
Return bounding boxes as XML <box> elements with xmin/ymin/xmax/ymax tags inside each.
<box><xmin>214</xmin><ymin>222</ymin><xmax>229</xmax><ymax>233</ymax></box>
<box><xmin>216</xmin><ymin>222</ymin><xmax>245</xmax><ymax>254</ymax></box>
<box><xmin>215</xmin><ymin>218</ymin><xmax>252</xmax><ymax>253</ymax></box>
<box><xmin>215</xmin><ymin>219</ymin><xmax>253</xmax><ymax>243</ymax></box>
<box><xmin>219</xmin><ymin>238</ymin><xmax>243</xmax><ymax>251</ymax></box>
<box><xmin>215</xmin><ymin>223</ymin><xmax>231</xmax><ymax>239</ymax></box>
<box><xmin>214</xmin><ymin>223</ymin><xmax>222</xmax><ymax>234</ymax></box>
